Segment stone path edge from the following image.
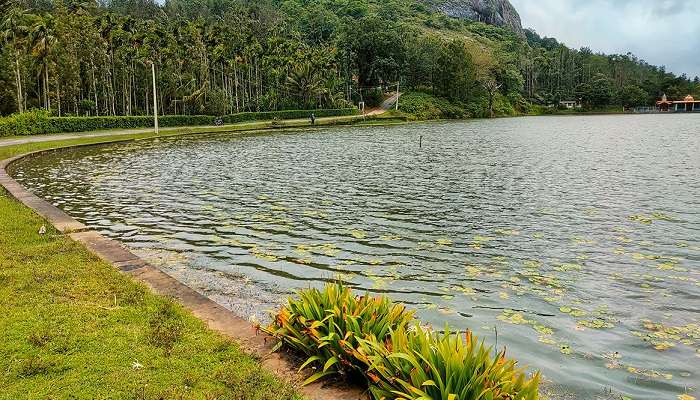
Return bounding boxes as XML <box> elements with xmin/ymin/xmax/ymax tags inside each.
<box><xmin>0</xmin><ymin>140</ymin><xmax>367</xmax><ymax>400</ymax></box>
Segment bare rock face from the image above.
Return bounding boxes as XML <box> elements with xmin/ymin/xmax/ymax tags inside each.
<box><xmin>424</xmin><ymin>0</ymin><xmax>524</xmax><ymax>35</ymax></box>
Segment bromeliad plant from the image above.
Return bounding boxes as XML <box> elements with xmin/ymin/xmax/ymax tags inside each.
<box><xmin>358</xmin><ymin>325</ymin><xmax>540</xmax><ymax>400</ymax></box>
<box><xmin>265</xmin><ymin>283</ymin><xmax>540</xmax><ymax>399</ymax></box>
<box><xmin>264</xmin><ymin>282</ymin><xmax>415</xmax><ymax>385</ymax></box>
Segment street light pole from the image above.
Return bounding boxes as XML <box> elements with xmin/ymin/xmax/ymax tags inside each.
<box><xmin>395</xmin><ymin>80</ymin><xmax>399</xmax><ymax>111</ymax></box>
<box><xmin>150</xmin><ymin>62</ymin><xmax>159</xmax><ymax>134</ymax></box>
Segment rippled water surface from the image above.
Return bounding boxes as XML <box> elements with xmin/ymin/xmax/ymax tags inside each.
<box><xmin>11</xmin><ymin>115</ymin><xmax>700</xmax><ymax>399</ymax></box>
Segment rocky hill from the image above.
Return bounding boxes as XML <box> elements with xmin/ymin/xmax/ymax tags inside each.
<box><xmin>422</xmin><ymin>0</ymin><xmax>523</xmax><ymax>34</ymax></box>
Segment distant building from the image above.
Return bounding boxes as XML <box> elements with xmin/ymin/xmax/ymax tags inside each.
<box><xmin>559</xmin><ymin>100</ymin><xmax>581</xmax><ymax>109</ymax></box>
<box><xmin>656</xmin><ymin>94</ymin><xmax>700</xmax><ymax>112</ymax></box>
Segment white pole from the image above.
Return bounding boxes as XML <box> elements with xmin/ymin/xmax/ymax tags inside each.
<box><xmin>151</xmin><ymin>62</ymin><xmax>159</xmax><ymax>134</ymax></box>
<box><xmin>395</xmin><ymin>80</ymin><xmax>399</xmax><ymax>111</ymax></box>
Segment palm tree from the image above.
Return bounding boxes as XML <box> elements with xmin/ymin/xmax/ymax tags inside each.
<box><xmin>1</xmin><ymin>7</ymin><xmax>31</xmax><ymax>113</ymax></box>
<box><xmin>29</xmin><ymin>14</ymin><xmax>57</xmax><ymax>110</ymax></box>
<box><xmin>287</xmin><ymin>63</ymin><xmax>324</xmax><ymax>109</ymax></box>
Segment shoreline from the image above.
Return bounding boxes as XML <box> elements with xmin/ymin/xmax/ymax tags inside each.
<box><xmin>0</xmin><ymin>119</ymin><xmax>385</xmax><ymax>399</ymax></box>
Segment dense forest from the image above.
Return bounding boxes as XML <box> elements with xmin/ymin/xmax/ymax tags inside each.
<box><xmin>1</xmin><ymin>0</ymin><xmax>699</xmax><ymax>118</ymax></box>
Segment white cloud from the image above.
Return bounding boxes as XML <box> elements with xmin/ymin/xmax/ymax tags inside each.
<box><xmin>510</xmin><ymin>0</ymin><xmax>700</xmax><ymax>78</ymax></box>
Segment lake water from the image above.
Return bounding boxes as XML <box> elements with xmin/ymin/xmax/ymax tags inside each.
<box><xmin>11</xmin><ymin>115</ymin><xmax>700</xmax><ymax>399</ymax></box>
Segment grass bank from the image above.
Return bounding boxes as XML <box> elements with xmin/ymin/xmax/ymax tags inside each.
<box><xmin>0</xmin><ymin>192</ymin><xmax>300</xmax><ymax>399</ymax></box>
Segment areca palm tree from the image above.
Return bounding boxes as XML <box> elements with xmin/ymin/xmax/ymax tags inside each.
<box><xmin>29</xmin><ymin>14</ymin><xmax>57</xmax><ymax>110</ymax></box>
<box><xmin>1</xmin><ymin>7</ymin><xmax>32</xmax><ymax>113</ymax></box>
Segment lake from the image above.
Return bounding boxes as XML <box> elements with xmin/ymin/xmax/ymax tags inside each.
<box><xmin>11</xmin><ymin>114</ymin><xmax>700</xmax><ymax>399</ymax></box>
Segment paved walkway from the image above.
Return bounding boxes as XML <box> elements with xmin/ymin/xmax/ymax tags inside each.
<box><xmin>0</xmin><ymin>114</ymin><xmax>371</xmax><ymax>148</ymax></box>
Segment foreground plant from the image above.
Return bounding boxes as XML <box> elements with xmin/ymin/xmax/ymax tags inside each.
<box><xmin>358</xmin><ymin>325</ymin><xmax>540</xmax><ymax>400</ymax></box>
<box><xmin>264</xmin><ymin>282</ymin><xmax>414</xmax><ymax>385</ymax></box>
<box><xmin>265</xmin><ymin>283</ymin><xmax>540</xmax><ymax>399</ymax></box>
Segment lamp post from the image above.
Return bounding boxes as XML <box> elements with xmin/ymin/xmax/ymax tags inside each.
<box><xmin>149</xmin><ymin>61</ymin><xmax>159</xmax><ymax>134</ymax></box>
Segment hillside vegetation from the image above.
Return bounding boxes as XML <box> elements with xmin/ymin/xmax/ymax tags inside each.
<box><xmin>1</xmin><ymin>0</ymin><xmax>699</xmax><ymax>120</ymax></box>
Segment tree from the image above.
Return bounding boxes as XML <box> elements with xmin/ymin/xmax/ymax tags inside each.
<box><xmin>29</xmin><ymin>14</ymin><xmax>57</xmax><ymax>110</ymax></box>
<box><xmin>588</xmin><ymin>73</ymin><xmax>613</xmax><ymax>107</ymax></box>
<box><xmin>617</xmin><ymin>84</ymin><xmax>648</xmax><ymax>107</ymax></box>
<box><xmin>1</xmin><ymin>7</ymin><xmax>31</xmax><ymax>113</ymax></box>
<box><xmin>480</xmin><ymin>75</ymin><xmax>502</xmax><ymax>117</ymax></box>
<box><xmin>286</xmin><ymin>63</ymin><xmax>324</xmax><ymax>109</ymax></box>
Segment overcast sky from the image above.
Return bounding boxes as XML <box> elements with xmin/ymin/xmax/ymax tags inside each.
<box><xmin>509</xmin><ymin>0</ymin><xmax>700</xmax><ymax>79</ymax></box>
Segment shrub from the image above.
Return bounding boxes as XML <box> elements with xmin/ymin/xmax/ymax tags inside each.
<box><xmin>264</xmin><ymin>282</ymin><xmax>414</xmax><ymax>385</ymax></box>
<box><xmin>0</xmin><ymin>109</ymin><xmax>52</xmax><ymax>136</ymax></box>
<box><xmin>399</xmin><ymin>92</ymin><xmax>469</xmax><ymax>120</ymax></box>
<box><xmin>265</xmin><ymin>283</ymin><xmax>540</xmax><ymax>399</ymax></box>
<box><xmin>359</xmin><ymin>326</ymin><xmax>540</xmax><ymax>400</ymax></box>
<box><xmin>0</xmin><ymin>108</ymin><xmax>358</xmax><ymax>137</ymax></box>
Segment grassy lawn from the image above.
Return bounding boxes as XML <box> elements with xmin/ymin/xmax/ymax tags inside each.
<box><xmin>0</xmin><ymin>130</ymin><xmax>306</xmax><ymax>398</ymax></box>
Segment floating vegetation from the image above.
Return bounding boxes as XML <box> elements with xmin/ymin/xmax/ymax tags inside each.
<box><xmin>497</xmin><ymin>310</ymin><xmax>555</xmax><ymax>340</ymax></box>
<box><xmin>559</xmin><ymin>344</ymin><xmax>573</xmax><ymax>355</ymax></box>
<box><xmin>559</xmin><ymin>306</ymin><xmax>588</xmax><ymax>317</ymax></box>
<box><xmin>629</xmin><ymin>212</ymin><xmax>676</xmax><ymax>224</ymax></box>
<box><xmin>249</xmin><ymin>246</ymin><xmax>279</xmax><ymax>262</ymax></box>
<box><xmin>302</xmin><ymin>210</ymin><xmax>328</xmax><ymax>219</ymax></box>
<box><xmin>629</xmin><ymin>214</ymin><xmax>654</xmax><ymax>224</ymax></box>
<box><xmin>349</xmin><ymin>229</ymin><xmax>367</xmax><ymax>239</ymax></box>
<box><xmin>436</xmin><ymin>238</ymin><xmax>453</xmax><ymax>246</ymax></box>
<box><xmin>632</xmin><ymin>320</ymin><xmax>699</xmax><ymax>351</ymax></box>
<box><xmin>379</xmin><ymin>234</ymin><xmax>401</xmax><ymax>241</ymax></box>
<box><xmin>625</xmin><ymin>366</ymin><xmax>673</xmax><ymax>381</ymax></box>
<box><xmin>554</xmin><ymin>263</ymin><xmax>584</xmax><ymax>272</ymax></box>
<box><xmin>577</xmin><ymin>319</ymin><xmax>614</xmax><ymax>330</ymax></box>
<box><xmin>571</xmin><ymin>237</ymin><xmax>596</xmax><ymax>245</ymax></box>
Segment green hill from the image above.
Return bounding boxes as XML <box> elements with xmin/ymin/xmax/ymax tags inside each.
<box><xmin>1</xmin><ymin>0</ymin><xmax>698</xmax><ymax>119</ymax></box>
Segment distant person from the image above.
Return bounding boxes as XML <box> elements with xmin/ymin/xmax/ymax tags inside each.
<box><xmin>310</xmin><ymin>113</ymin><xmax>316</xmax><ymax>125</ymax></box>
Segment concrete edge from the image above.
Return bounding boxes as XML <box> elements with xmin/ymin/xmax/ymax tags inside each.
<box><xmin>0</xmin><ymin>141</ymin><xmax>367</xmax><ymax>400</ymax></box>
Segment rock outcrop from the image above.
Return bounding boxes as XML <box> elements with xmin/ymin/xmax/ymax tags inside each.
<box><xmin>423</xmin><ymin>0</ymin><xmax>524</xmax><ymax>35</ymax></box>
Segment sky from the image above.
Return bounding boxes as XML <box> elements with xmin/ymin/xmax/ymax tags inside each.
<box><xmin>509</xmin><ymin>0</ymin><xmax>700</xmax><ymax>79</ymax></box>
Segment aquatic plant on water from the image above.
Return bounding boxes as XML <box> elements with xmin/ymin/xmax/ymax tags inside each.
<box><xmin>264</xmin><ymin>283</ymin><xmax>540</xmax><ymax>399</ymax></box>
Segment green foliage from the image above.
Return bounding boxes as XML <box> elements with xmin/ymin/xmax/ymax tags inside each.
<box><xmin>264</xmin><ymin>282</ymin><xmax>415</xmax><ymax>384</ymax></box>
<box><xmin>399</xmin><ymin>91</ymin><xmax>469</xmax><ymax>120</ymax></box>
<box><xmin>0</xmin><ymin>109</ymin><xmax>52</xmax><ymax>136</ymax></box>
<box><xmin>359</xmin><ymin>326</ymin><xmax>540</xmax><ymax>400</ymax></box>
<box><xmin>617</xmin><ymin>84</ymin><xmax>649</xmax><ymax>107</ymax></box>
<box><xmin>265</xmin><ymin>283</ymin><xmax>540</xmax><ymax>399</ymax></box>
<box><xmin>0</xmin><ymin>108</ymin><xmax>357</xmax><ymax>136</ymax></box>
<box><xmin>2</xmin><ymin>0</ymin><xmax>697</xmax><ymax>121</ymax></box>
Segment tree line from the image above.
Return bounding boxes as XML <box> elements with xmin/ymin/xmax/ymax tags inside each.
<box><xmin>1</xmin><ymin>0</ymin><xmax>698</xmax><ymax>117</ymax></box>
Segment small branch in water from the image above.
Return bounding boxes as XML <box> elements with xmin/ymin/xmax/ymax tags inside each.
<box><xmin>419</xmin><ymin>135</ymin><xmax>422</xmax><ymax>148</ymax></box>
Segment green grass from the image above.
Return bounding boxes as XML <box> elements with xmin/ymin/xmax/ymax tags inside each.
<box><xmin>0</xmin><ymin>122</ymin><xmax>324</xmax><ymax>398</ymax></box>
<box><xmin>0</xmin><ymin>193</ymin><xmax>301</xmax><ymax>399</ymax></box>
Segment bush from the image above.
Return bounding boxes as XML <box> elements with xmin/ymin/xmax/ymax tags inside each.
<box><xmin>0</xmin><ymin>108</ymin><xmax>358</xmax><ymax>137</ymax></box>
<box><xmin>264</xmin><ymin>282</ymin><xmax>414</xmax><ymax>385</ymax></box>
<box><xmin>359</xmin><ymin>326</ymin><xmax>540</xmax><ymax>400</ymax></box>
<box><xmin>399</xmin><ymin>92</ymin><xmax>469</xmax><ymax>120</ymax></box>
<box><xmin>264</xmin><ymin>283</ymin><xmax>540</xmax><ymax>399</ymax></box>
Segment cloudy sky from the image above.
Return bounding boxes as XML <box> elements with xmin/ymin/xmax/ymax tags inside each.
<box><xmin>509</xmin><ymin>0</ymin><xmax>700</xmax><ymax>78</ymax></box>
